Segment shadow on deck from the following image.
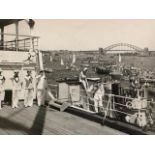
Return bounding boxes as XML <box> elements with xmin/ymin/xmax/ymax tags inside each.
<box><xmin>0</xmin><ymin>105</ymin><xmax>47</xmax><ymax>135</ymax></box>
<box><xmin>0</xmin><ymin>102</ymin><xmax>127</xmax><ymax>135</ymax></box>
<box><xmin>29</xmin><ymin>106</ymin><xmax>47</xmax><ymax>135</ymax></box>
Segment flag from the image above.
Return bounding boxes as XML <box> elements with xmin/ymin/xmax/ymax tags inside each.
<box><xmin>61</xmin><ymin>58</ymin><xmax>64</xmax><ymax>66</ymax></box>
<box><xmin>72</xmin><ymin>54</ymin><xmax>76</xmax><ymax>64</ymax></box>
<box><xmin>119</xmin><ymin>54</ymin><xmax>121</xmax><ymax>63</ymax></box>
<box><xmin>50</xmin><ymin>55</ymin><xmax>53</xmax><ymax>62</ymax></box>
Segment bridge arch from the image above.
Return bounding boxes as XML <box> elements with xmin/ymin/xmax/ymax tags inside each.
<box><xmin>102</xmin><ymin>43</ymin><xmax>144</xmax><ymax>53</ymax></box>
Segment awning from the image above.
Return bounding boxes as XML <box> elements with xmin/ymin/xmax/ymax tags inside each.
<box><xmin>0</xmin><ymin>19</ymin><xmax>23</xmax><ymax>27</ymax></box>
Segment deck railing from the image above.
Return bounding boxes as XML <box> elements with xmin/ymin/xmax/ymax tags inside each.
<box><xmin>48</xmin><ymin>83</ymin><xmax>155</xmax><ymax>130</ymax></box>
<box><xmin>70</xmin><ymin>89</ymin><xmax>155</xmax><ymax>129</ymax></box>
<box><xmin>0</xmin><ymin>33</ymin><xmax>39</xmax><ymax>51</ymax></box>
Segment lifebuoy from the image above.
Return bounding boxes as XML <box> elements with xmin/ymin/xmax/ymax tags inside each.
<box><xmin>126</xmin><ymin>101</ymin><xmax>133</xmax><ymax>109</ymax></box>
<box><xmin>29</xmin><ymin>49</ymin><xmax>38</xmax><ymax>57</ymax></box>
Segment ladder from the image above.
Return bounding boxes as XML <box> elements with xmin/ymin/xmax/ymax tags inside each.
<box><xmin>49</xmin><ymin>100</ymin><xmax>71</xmax><ymax>112</ymax></box>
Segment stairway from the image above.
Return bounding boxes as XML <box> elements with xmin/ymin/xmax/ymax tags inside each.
<box><xmin>49</xmin><ymin>100</ymin><xmax>71</xmax><ymax>112</ymax></box>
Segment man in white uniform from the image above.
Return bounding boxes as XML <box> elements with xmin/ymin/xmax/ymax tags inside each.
<box><xmin>36</xmin><ymin>70</ymin><xmax>47</xmax><ymax>106</ymax></box>
<box><xmin>93</xmin><ymin>83</ymin><xmax>105</xmax><ymax>113</ymax></box>
<box><xmin>0</xmin><ymin>69</ymin><xmax>5</xmax><ymax>109</ymax></box>
<box><xmin>79</xmin><ymin>67</ymin><xmax>89</xmax><ymax>92</ymax></box>
<box><xmin>11</xmin><ymin>71</ymin><xmax>22</xmax><ymax>108</ymax></box>
<box><xmin>24</xmin><ymin>70</ymin><xmax>34</xmax><ymax>107</ymax></box>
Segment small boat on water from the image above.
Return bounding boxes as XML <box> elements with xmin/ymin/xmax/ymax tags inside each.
<box><xmin>95</xmin><ymin>66</ymin><xmax>111</xmax><ymax>75</ymax></box>
<box><xmin>140</xmin><ymin>78</ymin><xmax>155</xmax><ymax>83</ymax></box>
<box><xmin>110</xmin><ymin>71</ymin><xmax>123</xmax><ymax>80</ymax></box>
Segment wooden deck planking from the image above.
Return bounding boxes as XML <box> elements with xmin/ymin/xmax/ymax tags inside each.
<box><xmin>0</xmin><ymin>102</ymin><xmax>126</xmax><ymax>135</ymax></box>
<box><xmin>45</xmin><ymin>108</ymin><xmax>125</xmax><ymax>135</ymax></box>
<box><xmin>20</xmin><ymin>106</ymin><xmax>76</xmax><ymax>135</ymax></box>
<box><xmin>0</xmin><ymin>128</ymin><xmax>8</xmax><ymax>134</ymax></box>
<box><xmin>0</xmin><ymin>109</ymin><xmax>30</xmax><ymax>135</ymax></box>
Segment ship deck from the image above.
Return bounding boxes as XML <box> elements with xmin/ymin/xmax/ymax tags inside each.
<box><xmin>0</xmin><ymin>102</ymin><xmax>126</xmax><ymax>135</ymax></box>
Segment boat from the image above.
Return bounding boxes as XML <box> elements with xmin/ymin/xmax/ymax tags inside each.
<box><xmin>140</xmin><ymin>78</ymin><xmax>155</xmax><ymax>83</ymax></box>
<box><xmin>95</xmin><ymin>66</ymin><xmax>111</xmax><ymax>75</ymax></box>
<box><xmin>110</xmin><ymin>71</ymin><xmax>123</xmax><ymax>80</ymax></box>
<box><xmin>0</xmin><ymin>19</ymin><xmax>153</xmax><ymax>135</ymax></box>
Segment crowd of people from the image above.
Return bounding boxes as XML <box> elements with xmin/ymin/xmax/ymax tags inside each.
<box><xmin>0</xmin><ymin>69</ymin><xmax>55</xmax><ymax>110</ymax></box>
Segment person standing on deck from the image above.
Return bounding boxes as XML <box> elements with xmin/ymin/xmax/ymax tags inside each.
<box><xmin>24</xmin><ymin>70</ymin><xmax>34</xmax><ymax>107</ymax></box>
<box><xmin>36</xmin><ymin>70</ymin><xmax>48</xmax><ymax>106</ymax></box>
<box><xmin>93</xmin><ymin>82</ymin><xmax>105</xmax><ymax>113</ymax></box>
<box><xmin>0</xmin><ymin>69</ymin><xmax>5</xmax><ymax>110</ymax></box>
<box><xmin>11</xmin><ymin>71</ymin><xmax>23</xmax><ymax>108</ymax></box>
<box><xmin>79</xmin><ymin>67</ymin><xmax>89</xmax><ymax>110</ymax></box>
<box><xmin>79</xmin><ymin>67</ymin><xmax>89</xmax><ymax>92</ymax></box>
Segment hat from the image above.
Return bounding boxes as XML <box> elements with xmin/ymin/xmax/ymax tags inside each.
<box><xmin>83</xmin><ymin>67</ymin><xmax>88</xmax><ymax>71</ymax></box>
<box><xmin>97</xmin><ymin>79</ymin><xmax>102</xmax><ymax>83</ymax></box>
<box><xmin>14</xmin><ymin>70</ymin><xmax>19</xmax><ymax>73</ymax></box>
<box><xmin>39</xmin><ymin>69</ymin><xmax>45</xmax><ymax>73</ymax></box>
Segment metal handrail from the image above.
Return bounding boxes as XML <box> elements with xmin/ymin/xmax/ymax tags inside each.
<box><xmin>0</xmin><ymin>32</ymin><xmax>39</xmax><ymax>38</ymax></box>
<box><xmin>0</xmin><ymin>39</ymin><xmax>39</xmax><ymax>51</ymax></box>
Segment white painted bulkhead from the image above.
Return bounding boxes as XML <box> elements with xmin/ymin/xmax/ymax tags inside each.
<box><xmin>0</xmin><ymin>50</ymin><xmax>37</xmax><ymax>100</ymax></box>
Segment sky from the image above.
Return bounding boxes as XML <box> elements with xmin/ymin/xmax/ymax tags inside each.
<box><xmin>4</xmin><ymin>19</ymin><xmax>155</xmax><ymax>51</ymax></box>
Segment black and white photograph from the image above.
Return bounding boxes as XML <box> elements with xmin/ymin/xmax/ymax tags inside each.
<box><xmin>0</xmin><ymin>19</ymin><xmax>155</xmax><ymax>135</ymax></box>
<box><xmin>2</xmin><ymin>0</ymin><xmax>155</xmax><ymax>155</ymax></box>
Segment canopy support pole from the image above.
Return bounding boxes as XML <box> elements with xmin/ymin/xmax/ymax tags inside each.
<box><xmin>15</xmin><ymin>21</ymin><xmax>19</xmax><ymax>51</ymax></box>
<box><xmin>0</xmin><ymin>27</ymin><xmax>4</xmax><ymax>50</ymax></box>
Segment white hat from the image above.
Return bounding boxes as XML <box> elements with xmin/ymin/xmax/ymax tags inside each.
<box><xmin>83</xmin><ymin>67</ymin><xmax>88</xmax><ymax>71</ymax></box>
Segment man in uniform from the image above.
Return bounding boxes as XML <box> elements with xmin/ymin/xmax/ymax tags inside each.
<box><xmin>79</xmin><ymin>67</ymin><xmax>90</xmax><ymax>110</ymax></box>
<box><xmin>24</xmin><ymin>70</ymin><xmax>34</xmax><ymax>107</ymax></box>
<box><xmin>79</xmin><ymin>67</ymin><xmax>89</xmax><ymax>92</ymax></box>
<box><xmin>11</xmin><ymin>71</ymin><xmax>22</xmax><ymax>108</ymax></box>
<box><xmin>93</xmin><ymin>82</ymin><xmax>105</xmax><ymax>113</ymax></box>
<box><xmin>0</xmin><ymin>69</ymin><xmax>5</xmax><ymax>109</ymax></box>
<box><xmin>36</xmin><ymin>70</ymin><xmax>48</xmax><ymax>106</ymax></box>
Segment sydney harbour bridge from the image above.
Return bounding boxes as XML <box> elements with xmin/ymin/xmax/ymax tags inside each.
<box><xmin>99</xmin><ymin>43</ymin><xmax>149</xmax><ymax>54</ymax></box>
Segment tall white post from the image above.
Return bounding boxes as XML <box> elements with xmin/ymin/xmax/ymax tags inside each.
<box><xmin>15</xmin><ymin>21</ymin><xmax>19</xmax><ymax>51</ymax></box>
<box><xmin>38</xmin><ymin>51</ymin><xmax>44</xmax><ymax>71</ymax></box>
